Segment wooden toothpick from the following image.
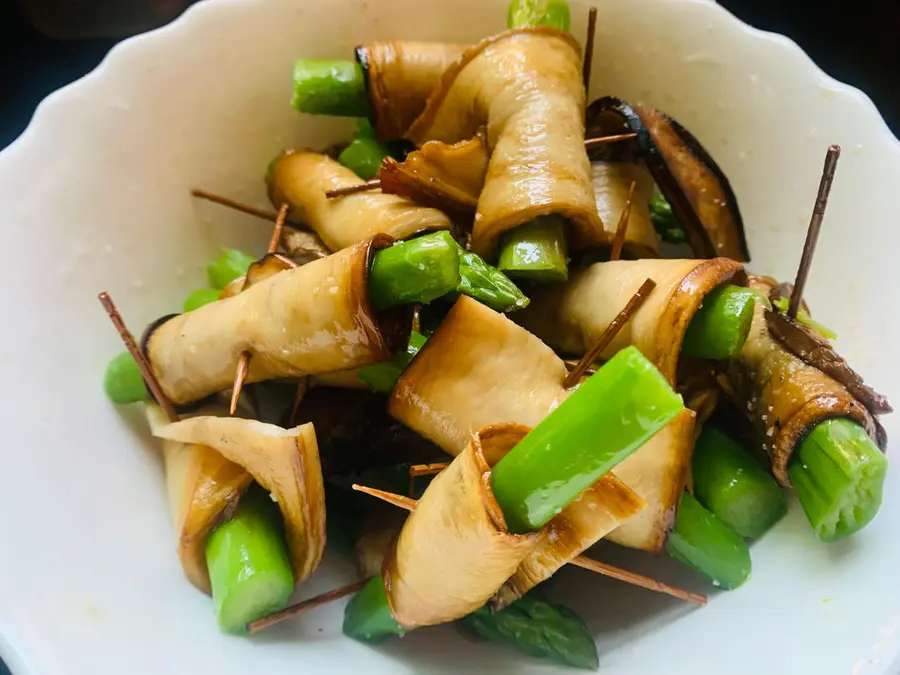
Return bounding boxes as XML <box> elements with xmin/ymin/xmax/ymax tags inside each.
<box><xmin>98</xmin><ymin>292</ymin><xmax>179</xmax><ymax>422</ymax></box>
<box><xmin>582</xmin><ymin>132</ymin><xmax>637</xmax><ymax>151</ymax></box>
<box><xmin>563</xmin><ymin>278</ymin><xmax>656</xmax><ymax>388</ymax></box>
<box><xmin>324</xmin><ymin>179</ymin><xmax>383</xmax><ymax>199</ymax></box>
<box><xmin>583</xmin><ymin>7</ymin><xmax>598</xmax><ymax>95</ymax></box>
<box><xmin>247</xmin><ymin>577</ymin><xmax>371</xmax><ymax>633</ymax></box>
<box><xmin>191</xmin><ymin>188</ymin><xmax>283</xmax><ymax>223</ymax></box>
<box><xmin>407</xmin><ymin>462</ymin><xmax>451</xmax><ymax>496</ymax></box>
<box><xmin>788</xmin><ymin>145</ymin><xmax>841</xmax><ymax>319</ymax></box>
<box><xmin>570</xmin><ymin>555</ymin><xmax>707</xmax><ymax>606</ymax></box>
<box><xmin>354</xmin><ymin>483</ymin><xmax>707</xmax><ymax>606</ymax></box>
<box><xmin>229</xmin><ymin>203</ymin><xmax>290</xmax><ymax>415</ymax></box>
<box><xmin>609</xmin><ymin>180</ymin><xmax>636</xmax><ymax>262</ymax></box>
<box><xmin>352</xmin><ymin>484</ymin><xmax>418</xmax><ymax>511</ymax></box>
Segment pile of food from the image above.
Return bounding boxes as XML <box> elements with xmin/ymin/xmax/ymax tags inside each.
<box><xmin>100</xmin><ymin>0</ymin><xmax>890</xmax><ymax>668</ymax></box>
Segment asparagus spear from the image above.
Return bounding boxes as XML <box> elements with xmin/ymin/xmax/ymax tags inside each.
<box><xmin>344</xmin><ymin>345</ymin><xmax>684</xmax><ymax>640</ymax></box>
<box><xmin>495</xmin><ymin>4</ymin><xmax>573</xmax><ymax>281</ymax></box>
<box><xmin>357</xmin><ymin>331</ymin><xmax>427</xmax><ymax>392</ymax></box>
<box><xmin>205</xmin><ymin>485</ymin><xmax>295</xmax><ymax>634</ymax></box>
<box><xmin>507</xmin><ymin>0</ymin><xmax>571</xmax><ymax>31</ymax></box>
<box><xmin>648</xmin><ymin>192</ymin><xmax>686</xmax><ymax>244</ymax></box>
<box><xmin>183</xmin><ymin>288</ymin><xmax>220</xmax><ymax>312</ymax></box>
<box><xmin>368</xmin><ymin>231</ymin><xmax>461</xmax><ymax>310</ymax></box>
<box><xmin>207</xmin><ymin>249</ymin><xmax>256</xmax><ymax>289</ymax></box>
<box><xmin>497</xmin><ymin>216</ymin><xmax>569</xmax><ymax>283</ymax></box>
<box><xmin>464</xmin><ymin>594</ymin><xmax>598</xmax><ymax>670</ymax></box>
<box><xmin>339</xmin><ymin>120</ymin><xmax>392</xmax><ymax>179</ymax></box>
<box><xmin>692</xmin><ymin>427</ymin><xmax>786</xmax><ymax>539</ymax></box>
<box><xmin>790</xmin><ymin>418</ymin><xmax>887</xmax><ymax>542</ymax></box>
<box><xmin>682</xmin><ymin>284</ymin><xmax>756</xmax><ymax>360</ymax></box>
<box><xmin>292</xmin><ymin>59</ymin><xmax>369</xmax><ymax>117</ymax></box>
<box><xmin>103</xmin><ymin>352</ymin><xmax>149</xmax><ymax>404</ymax></box>
<box><xmin>456</xmin><ymin>244</ymin><xmax>530</xmax><ymax>311</ymax></box>
<box><xmin>667</xmin><ymin>491</ymin><xmax>751</xmax><ymax>589</ymax></box>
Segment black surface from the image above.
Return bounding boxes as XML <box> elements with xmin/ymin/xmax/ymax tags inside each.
<box><xmin>0</xmin><ymin>0</ymin><xmax>898</xmax><ymax>150</ymax></box>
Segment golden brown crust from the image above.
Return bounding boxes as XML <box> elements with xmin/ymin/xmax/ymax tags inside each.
<box><xmin>146</xmin><ymin>240</ymin><xmax>409</xmax><ymax>405</ymax></box>
<box><xmin>148</xmin><ymin>406</ymin><xmax>326</xmax><ymax>585</ymax></box>
<box><xmin>267</xmin><ymin>151</ymin><xmax>452</xmax><ymax>251</ymax></box>
<box><xmin>383</xmin><ymin>430</ymin><xmax>543</xmax><ymax>629</ymax></box>
<box><xmin>406</xmin><ymin>28</ymin><xmax>601</xmax><ymax>257</ymax></box>
<box><xmin>358</xmin><ymin>41</ymin><xmax>466</xmax><ymax>141</ymax></box>
<box><xmin>728</xmin><ymin>277</ymin><xmax>876</xmax><ymax>485</ymax></box>
<box><xmin>389</xmin><ymin>295</ymin><xmax>568</xmax><ymax>455</ymax></box>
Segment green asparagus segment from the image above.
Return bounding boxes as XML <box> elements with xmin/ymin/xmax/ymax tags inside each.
<box><xmin>103</xmin><ymin>351</ymin><xmax>149</xmax><ymax>404</ymax></box>
<box><xmin>291</xmin><ymin>59</ymin><xmax>368</xmax><ymax>117</ymax></box>
<box><xmin>339</xmin><ymin>137</ymin><xmax>391</xmax><ymax>180</ymax></box>
<box><xmin>183</xmin><ymin>288</ymin><xmax>220</xmax><ymax>312</ymax></box>
<box><xmin>457</xmin><ymin>245</ymin><xmax>530</xmax><ymax>312</ymax></box>
<box><xmin>343</xmin><ymin>575</ymin><xmax>407</xmax><ymax>642</ymax></box>
<box><xmin>368</xmin><ymin>231</ymin><xmax>461</xmax><ymax>311</ymax></box>
<box><xmin>497</xmin><ymin>216</ymin><xmax>569</xmax><ymax>283</ymax></box>
<box><xmin>464</xmin><ymin>594</ymin><xmax>598</xmax><ymax>670</ymax></box>
<box><xmin>790</xmin><ymin>418</ymin><xmax>887</xmax><ymax>542</ymax></box>
<box><xmin>682</xmin><ymin>284</ymin><xmax>756</xmax><ymax>360</ymax></box>
<box><xmin>355</xmin><ymin>118</ymin><xmax>378</xmax><ymax>139</ymax></box>
<box><xmin>207</xmin><ymin>249</ymin><xmax>256</xmax><ymax>289</ymax></box>
<box><xmin>771</xmin><ymin>297</ymin><xmax>838</xmax><ymax>339</ymax></box>
<box><xmin>205</xmin><ymin>486</ymin><xmax>294</xmax><ymax>634</ymax></box>
<box><xmin>666</xmin><ymin>491</ymin><xmax>751</xmax><ymax>590</ymax></box>
<box><xmin>648</xmin><ymin>192</ymin><xmax>686</xmax><ymax>244</ymax></box>
<box><xmin>344</xmin><ymin>346</ymin><xmax>683</xmax><ymax>641</ymax></box>
<box><xmin>492</xmin><ymin>345</ymin><xmax>684</xmax><ymax>533</ymax></box>
<box><xmin>692</xmin><ymin>427</ymin><xmax>786</xmax><ymax>538</ymax></box>
<box><xmin>357</xmin><ymin>331</ymin><xmax>427</xmax><ymax>392</ymax></box>
<box><xmin>507</xmin><ymin>0</ymin><xmax>571</xmax><ymax>31</ymax></box>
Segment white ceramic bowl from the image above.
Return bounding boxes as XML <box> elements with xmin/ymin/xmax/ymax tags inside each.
<box><xmin>1</xmin><ymin>0</ymin><xmax>899</xmax><ymax>673</ymax></box>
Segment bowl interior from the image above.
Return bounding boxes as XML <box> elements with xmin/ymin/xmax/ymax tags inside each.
<box><xmin>1</xmin><ymin>0</ymin><xmax>900</xmax><ymax>673</ymax></box>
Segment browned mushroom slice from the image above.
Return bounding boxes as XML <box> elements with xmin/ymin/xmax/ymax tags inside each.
<box><xmin>384</xmin><ymin>427</ymin><xmax>545</xmax><ymax>629</ymax></box>
<box><xmin>591</xmin><ymin>161</ymin><xmax>660</xmax><ymax>258</ymax></box>
<box><xmin>766</xmin><ymin>310</ymin><xmax>891</xmax><ymax>415</ymax></box>
<box><xmin>161</xmin><ymin>437</ymin><xmax>253</xmax><ymax>593</ymax></box>
<box><xmin>516</xmin><ymin>257</ymin><xmax>745</xmax><ymax>551</ymax></box>
<box><xmin>517</xmin><ymin>258</ymin><xmax>747</xmax><ymax>384</ymax></box>
<box><xmin>389</xmin><ymin>298</ymin><xmax>647</xmax><ymax>562</ymax></box>
<box><xmin>389</xmin><ymin>295</ymin><xmax>569</xmax><ymax>454</ymax></box>
<box><xmin>494</xmin><ymin>431</ymin><xmax>646</xmax><ymax>607</ymax></box>
<box><xmin>586</xmin><ymin>96</ymin><xmax>749</xmax><ymax>262</ymax></box>
<box><xmin>356</xmin><ymin>41</ymin><xmax>467</xmax><ymax>141</ymax></box>
<box><xmin>406</xmin><ymin>28</ymin><xmax>602</xmax><ymax>258</ymax></box>
<box><xmin>728</xmin><ymin>276</ymin><xmax>878</xmax><ymax>484</ymax></box>
<box><xmin>218</xmin><ymin>253</ymin><xmax>297</xmax><ymax>300</ymax></box>
<box><xmin>379</xmin><ymin>133</ymin><xmax>489</xmax><ymax>225</ymax></box>
<box><xmin>147</xmin><ymin>405</ymin><xmax>326</xmax><ymax>585</ymax></box>
<box><xmin>144</xmin><ymin>238</ymin><xmax>410</xmax><ymax>406</ymax></box>
<box><xmin>356</xmin><ymin>508</ymin><xmax>408</xmax><ymax>579</ymax></box>
<box><xmin>282</xmin><ymin>227</ymin><xmax>330</xmax><ymax>264</ymax></box>
<box><xmin>267</xmin><ymin>150</ymin><xmax>452</xmax><ymax>251</ymax></box>
<box><xmin>605</xmin><ymin>409</ymin><xmax>696</xmax><ymax>552</ymax></box>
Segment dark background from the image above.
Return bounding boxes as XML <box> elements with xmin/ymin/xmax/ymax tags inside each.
<box><xmin>1</xmin><ymin>0</ymin><xmax>899</xmax><ymax>150</ymax></box>
<box><xmin>0</xmin><ymin>0</ymin><xmax>897</xmax><ymax>673</ymax></box>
